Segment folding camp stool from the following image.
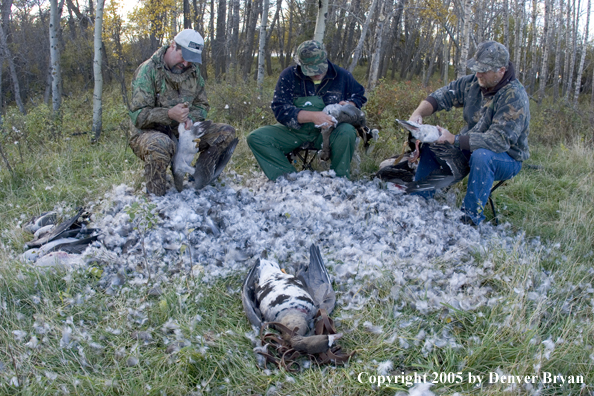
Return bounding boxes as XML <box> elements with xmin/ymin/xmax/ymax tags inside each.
<box><xmin>286</xmin><ymin>141</ymin><xmax>318</xmax><ymax>171</ymax></box>
<box><xmin>488</xmin><ymin>179</ymin><xmax>508</xmax><ymax>226</ymax></box>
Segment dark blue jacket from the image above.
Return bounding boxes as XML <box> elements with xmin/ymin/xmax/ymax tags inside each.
<box><xmin>271</xmin><ymin>61</ymin><xmax>367</xmax><ymax>130</ymax></box>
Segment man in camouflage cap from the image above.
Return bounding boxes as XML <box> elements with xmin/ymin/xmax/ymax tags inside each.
<box><xmin>247</xmin><ymin>40</ymin><xmax>367</xmax><ymax>180</ymax></box>
<box><xmin>129</xmin><ymin>29</ymin><xmax>237</xmax><ymax>196</ymax></box>
<box><xmin>408</xmin><ymin>41</ymin><xmax>530</xmax><ymax>225</ymax></box>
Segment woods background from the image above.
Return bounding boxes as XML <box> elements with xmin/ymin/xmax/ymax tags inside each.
<box><xmin>1</xmin><ymin>0</ymin><xmax>594</xmax><ymax>121</ymax></box>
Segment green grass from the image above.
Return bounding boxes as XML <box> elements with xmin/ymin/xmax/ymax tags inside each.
<box><xmin>0</xmin><ymin>77</ymin><xmax>593</xmax><ymax>395</ymax></box>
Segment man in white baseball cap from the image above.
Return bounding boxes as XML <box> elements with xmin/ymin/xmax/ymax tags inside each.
<box><xmin>173</xmin><ymin>29</ymin><xmax>204</xmax><ymax>64</ymax></box>
<box><xmin>128</xmin><ymin>30</ymin><xmax>237</xmax><ymax>195</ymax></box>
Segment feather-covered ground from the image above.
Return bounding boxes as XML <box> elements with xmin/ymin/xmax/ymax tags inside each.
<box><xmin>5</xmin><ymin>170</ymin><xmax>591</xmax><ymax>395</ymax></box>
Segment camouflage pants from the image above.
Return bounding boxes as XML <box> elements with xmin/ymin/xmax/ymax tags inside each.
<box><xmin>129</xmin><ymin>123</ymin><xmax>236</xmax><ymax>196</ymax></box>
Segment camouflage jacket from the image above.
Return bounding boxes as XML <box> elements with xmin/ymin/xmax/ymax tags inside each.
<box><xmin>427</xmin><ymin>62</ymin><xmax>530</xmax><ymax>161</ymax></box>
<box><xmin>271</xmin><ymin>60</ymin><xmax>367</xmax><ymax>130</ymax></box>
<box><xmin>129</xmin><ymin>44</ymin><xmax>209</xmax><ymax>134</ymax></box>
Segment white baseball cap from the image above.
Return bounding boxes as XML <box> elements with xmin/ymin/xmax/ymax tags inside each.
<box><xmin>174</xmin><ymin>29</ymin><xmax>204</xmax><ymax>64</ymax></box>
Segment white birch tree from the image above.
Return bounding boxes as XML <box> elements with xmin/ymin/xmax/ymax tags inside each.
<box><xmin>573</xmin><ymin>0</ymin><xmax>590</xmax><ymax>104</ymax></box>
<box><xmin>92</xmin><ymin>0</ymin><xmax>105</xmax><ymax>141</ymax></box>
<box><xmin>457</xmin><ymin>0</ymin><xmax>472</xmax><ymax>79</ymax></box>
<box><xmin>313</xmin><ymin>0</ymin><xmax>329</xmax><ymax>43</ymax></box>
<box><xmin>256</xmin><ymin>0</ymin><xmax>269</xmax><ymax>91</ymax></box>
<box><xmin>368</xmin><ymin>0</ymin><xmax>391</xmax><ymax>90</ymax></box>
<box><xmin>538</xmin><ymin>0</ymin><xmax>551</xmax><ymax>102</ymax></box>
<box><xmin>348</xmin><ymin>0</ymin><xmax>378</xmax><ymax>73</ymax></box>
<box><xmin>49</xmin><ymin>0</ymin><xmax>64</xmax><ymax>116</ymax></box>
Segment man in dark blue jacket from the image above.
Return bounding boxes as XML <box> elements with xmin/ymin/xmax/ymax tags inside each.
<box><xmin>247</xmin><ymin>40</ymin><xmax>367</xmax><ymax>180</ymax></box>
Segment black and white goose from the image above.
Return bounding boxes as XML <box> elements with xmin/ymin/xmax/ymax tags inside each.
<box><xmin>378</xmin><ymin>120</ymin><xmax>469</xmax><ymax>192</ymax></box>
<box><xmin>242</xmin><ymin>244</ymin><xmax>341</xmax><ymax>354</ymax></box>
<box><xmin>406</xmin><ymin>143</ymin><xmax>470</xmax><ymax>193</ymax></box>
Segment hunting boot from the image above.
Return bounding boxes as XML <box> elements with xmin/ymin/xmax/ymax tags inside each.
<box><xmin>145</xmin><ymin>155</ymin><xmax>169</xmax><ymax>196</ymax></box>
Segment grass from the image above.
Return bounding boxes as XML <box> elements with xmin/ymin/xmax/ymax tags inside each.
<box><xmin>0</xmin><ymin>76</ymin><xmax>593</xmax><ymax>395</ymax></box>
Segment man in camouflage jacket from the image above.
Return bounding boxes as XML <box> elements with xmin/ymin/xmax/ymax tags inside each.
<box><xmin>409</xmin><ymin>41</ymin><xmax>530</xmax><ymax>225</ymax></box>
<box><xmin>129</xmin><ymin>29</ymin><xmax>236</xmax><ymax>196</ymax></box>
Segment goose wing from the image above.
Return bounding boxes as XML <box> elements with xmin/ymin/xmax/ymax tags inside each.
<box><xmin>429</xmin><ymin>143</ymin><xmax>470</xmax><ymax>183</ymax></box>
<box><xmin>242</xmin><ymin>259</ymin><xmax>264</xmax><ymax>329</ymax></box>
<box><xmin>296</xmin><ymin>244</ymin><xmax>336</xmax><ymax>315</ymax></box>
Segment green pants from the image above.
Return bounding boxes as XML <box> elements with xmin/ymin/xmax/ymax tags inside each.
<box><xmin>247</xmin><ymin>123</ymin><xmax>357</xmax><ymax>181</ymax></box>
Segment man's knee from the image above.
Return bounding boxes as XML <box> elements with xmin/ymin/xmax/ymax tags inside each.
<box><xmin>332</xmin><ymin>124</ymin><xmax>357</xmax><ymax>144</ymax></box>
<box><xmin>469</xmin><ymin>149</ymin><xmax>495</xmax><ymax>169</ymax></box>
<box><xmin>130</xmin><ymin>131</ymin><xmax>175</xmax><ymax>162</ymax></box>
<box><xmin>247</xmin><ymin>127</ymin><xmax>268</xmax><ymax>149</ymax></box>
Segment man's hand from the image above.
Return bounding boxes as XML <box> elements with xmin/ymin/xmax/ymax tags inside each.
<box><xmin>338</xmin><ymin>100</ymin><xmax>356</xmax><ymax>107</ymax></box>
<box><xmin>409</xmin><ymin>113</ymin><xmax>423</xmax><ymax>124</ymax></box>
<box><xmin>168</xmin><ymin>103</ymin><xmax>190</xmax><ymax>124</ymax></box>
<box><xmin>409</xmin><ymin>99</ymin><xmax>435</xmax><ymax>124</ymax></box>
<box><xmin>297</xmin><ymin>110</ymin><xmax>335</xmax><ymax>127</ymax></box>
<box><xmin>436</xmin><ymin>126</ymin><xmax>455</xmax><ymax>144</ymax></box>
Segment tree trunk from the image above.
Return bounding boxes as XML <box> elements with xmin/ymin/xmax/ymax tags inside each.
<box><xmin>242</xmin><ymin>0</ymin><xmax>260</xmax><ymax>80</ymax></box>
<box><xmin>368</xmin><ymin>0</ymin><xmax>389</xmax><ymax>90</ymax></box>
<box><xmin>348</xmin><ymin>0</ymin><xmax>379</xmax><ymax>73</ymax></box>
<box><xmin>538</xmin><ymin>0</ymin><xmax>551</xmax><ymax>102</ymax></box>
<box><xmin>182</xmin><ymin>0</ymin><xmax>190</xmax><ymax>29</ymax></box>
<box><xmin>0</xmin><ymin>19</ymin><xmax>25</xmax><ymax>114</ymax></box>
<box><xmin>442</xmin><ymin>37</ymin><xmax>450</xmax><ymax>83</ymax></box>
<box><xmin>552</xmin><ymin>0</ymin><xmax>563</xmax><ymax>100</ymax></box>
<box><xmin>513</xmin><ymin>0</ymin><xmax>523</xmax><ymax>72</ymax></box>
<box><xmin>424</xmin><ymin>32</ymin><xmax>443</xmax><ymax>87</ymax></box>
<box><xmin>342</xmin><ymin>0</ymin><xmax>361</xmax><ymax>67</ymax></box>
<box><xmin>1</xmin><ymin>0</ymin><xmax>25</xmax><ymax>115</ymax></box>
<box><xmin>503</xmin><ymin>0</ymin><xmax>509</xmax><ymax>49</ymax></box>
<box><xmin>229</xmin><ymin>0</ymin><xmax>240</xmax><ymax>80</ymax></box>
<box><xmin>313</xmin><ymin>0</ymin><xmax>329</xmax><ymax>43</ymax></box>
<box><xmin>214</xmin><ymin>0</ymin><xmax>226</xmax><ymax>80</ymax></box>
<box><xmin>457</xmin><ymin>0</ymin><xmax>472</xmax><ymax>79</ymax></box>
<box><xmin>284</xmin><ymin>0</ymin><xmax>294</xmax><ymax>68</ymax></box>
<box><xmin>276</xmin><ymin>8</ymin><xmax>285</xmax><ymax>68</ymax></box>
<box><xmin>257</xmin><ymin>0</ymin><xmax>269</xmax><ymax>91</ymax></box>
<box><xmin>565</xmin><ymin>0</ymin><xmax>579</xmax><ymax>100</ymax></box>
<box><xmin>264</xmin><ymin>0</ymin><xmax>281</xmax><ymax>76</ymax></box>
<box><xmin>573</xmin><ymin>0</ymin><xmax>590</xmax><ymax>104</ymax></box>
<box><xmin>562</xmin><ymin>0</ymin><xmax>573</xmax><ymax>97</ymax></box>
<box><xmin>92</xmin><ymin>0</ymin><xmax>105</xmax><ymax>141</ymax></box>
<box><xmin>49</xmin><ymin>0</ymin><xmax>63</xmax><ymax>116</ymax></box>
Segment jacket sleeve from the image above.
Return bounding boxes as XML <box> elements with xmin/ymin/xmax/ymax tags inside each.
<box><xmin>189</xmin><ymin>65</ymin><xmax>209</xmax><ymax>122</ymax></box>
<box><xmin>467</xmin><ymin>85</ymin><xmax>529</xmax><ymax>153</ymax></box>
<box><xmin>271</xmin><ymin>68</ymin><xmax>303</xmax><ymax>130</ymax></box>
<box><xmin>429</xmin><ymin>75</ymin><xmax>474</xmax><ymax>112</ymax></box>
<box><xmin>344</xmin><ymin>71</ymin><xmax>367</xmax><ymax>108</ymax></box>
<box><xmin>129</xmin><ymin>63</ymin><xmax>172</xmax><ymax>129</ymax></box>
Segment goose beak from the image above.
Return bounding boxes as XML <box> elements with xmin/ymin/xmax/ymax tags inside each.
<box><xmin>289</xmin><ymin>333</ymin><xmax>343</xmax><ymax>355</ymax></box>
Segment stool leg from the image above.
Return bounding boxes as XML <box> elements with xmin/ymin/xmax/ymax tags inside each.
<box><xmin>488</xmin><ymin>180</ymin><xmax>506</xmax><ymax>226</ymax></box>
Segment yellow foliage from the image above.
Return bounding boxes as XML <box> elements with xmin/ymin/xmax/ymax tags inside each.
<box><xmin>127</xmin><ymin>0</ymin><xmax>179</xmax><ymax>45</ymax></box>
<box><xmin>419</xmin><ymin>0</ymin><xmax>457</xmax><ymax>26</ymax></box>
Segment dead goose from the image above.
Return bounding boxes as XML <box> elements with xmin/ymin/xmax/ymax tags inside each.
<box><xmin>172</xmin><ymin>120</ymin><xmax>212</xmax><ymax>192</ymax></box>
<box><xmin>395</xmin><ymin>119</ymin><xmax>441</xmax><ymax>162</ymax></box>
<box><xmin>242</xmin><ymin>244</ymin><xmax>341</xmax><ymax>355</ymax></box>
<box><xmin>318</xmin><ymin>104</ymin><xmax>370</xmax><ymax>161</ymax></box>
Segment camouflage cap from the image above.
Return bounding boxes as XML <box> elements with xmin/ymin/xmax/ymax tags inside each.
<box><xmin>295</xmin><ymin>40</ymin><xmax>328</xmax><ymax>76</ymax></box>
<box><xmin>467</xmin><ymin>41</ymin><xmax>509</xmax><ymax>73</ymax></box>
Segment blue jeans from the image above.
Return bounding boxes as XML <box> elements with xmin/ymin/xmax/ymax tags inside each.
<box><xmin>413</xmin><ymin>146</ymin><xmax>522</xmax><ymax>224</ymax></box>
